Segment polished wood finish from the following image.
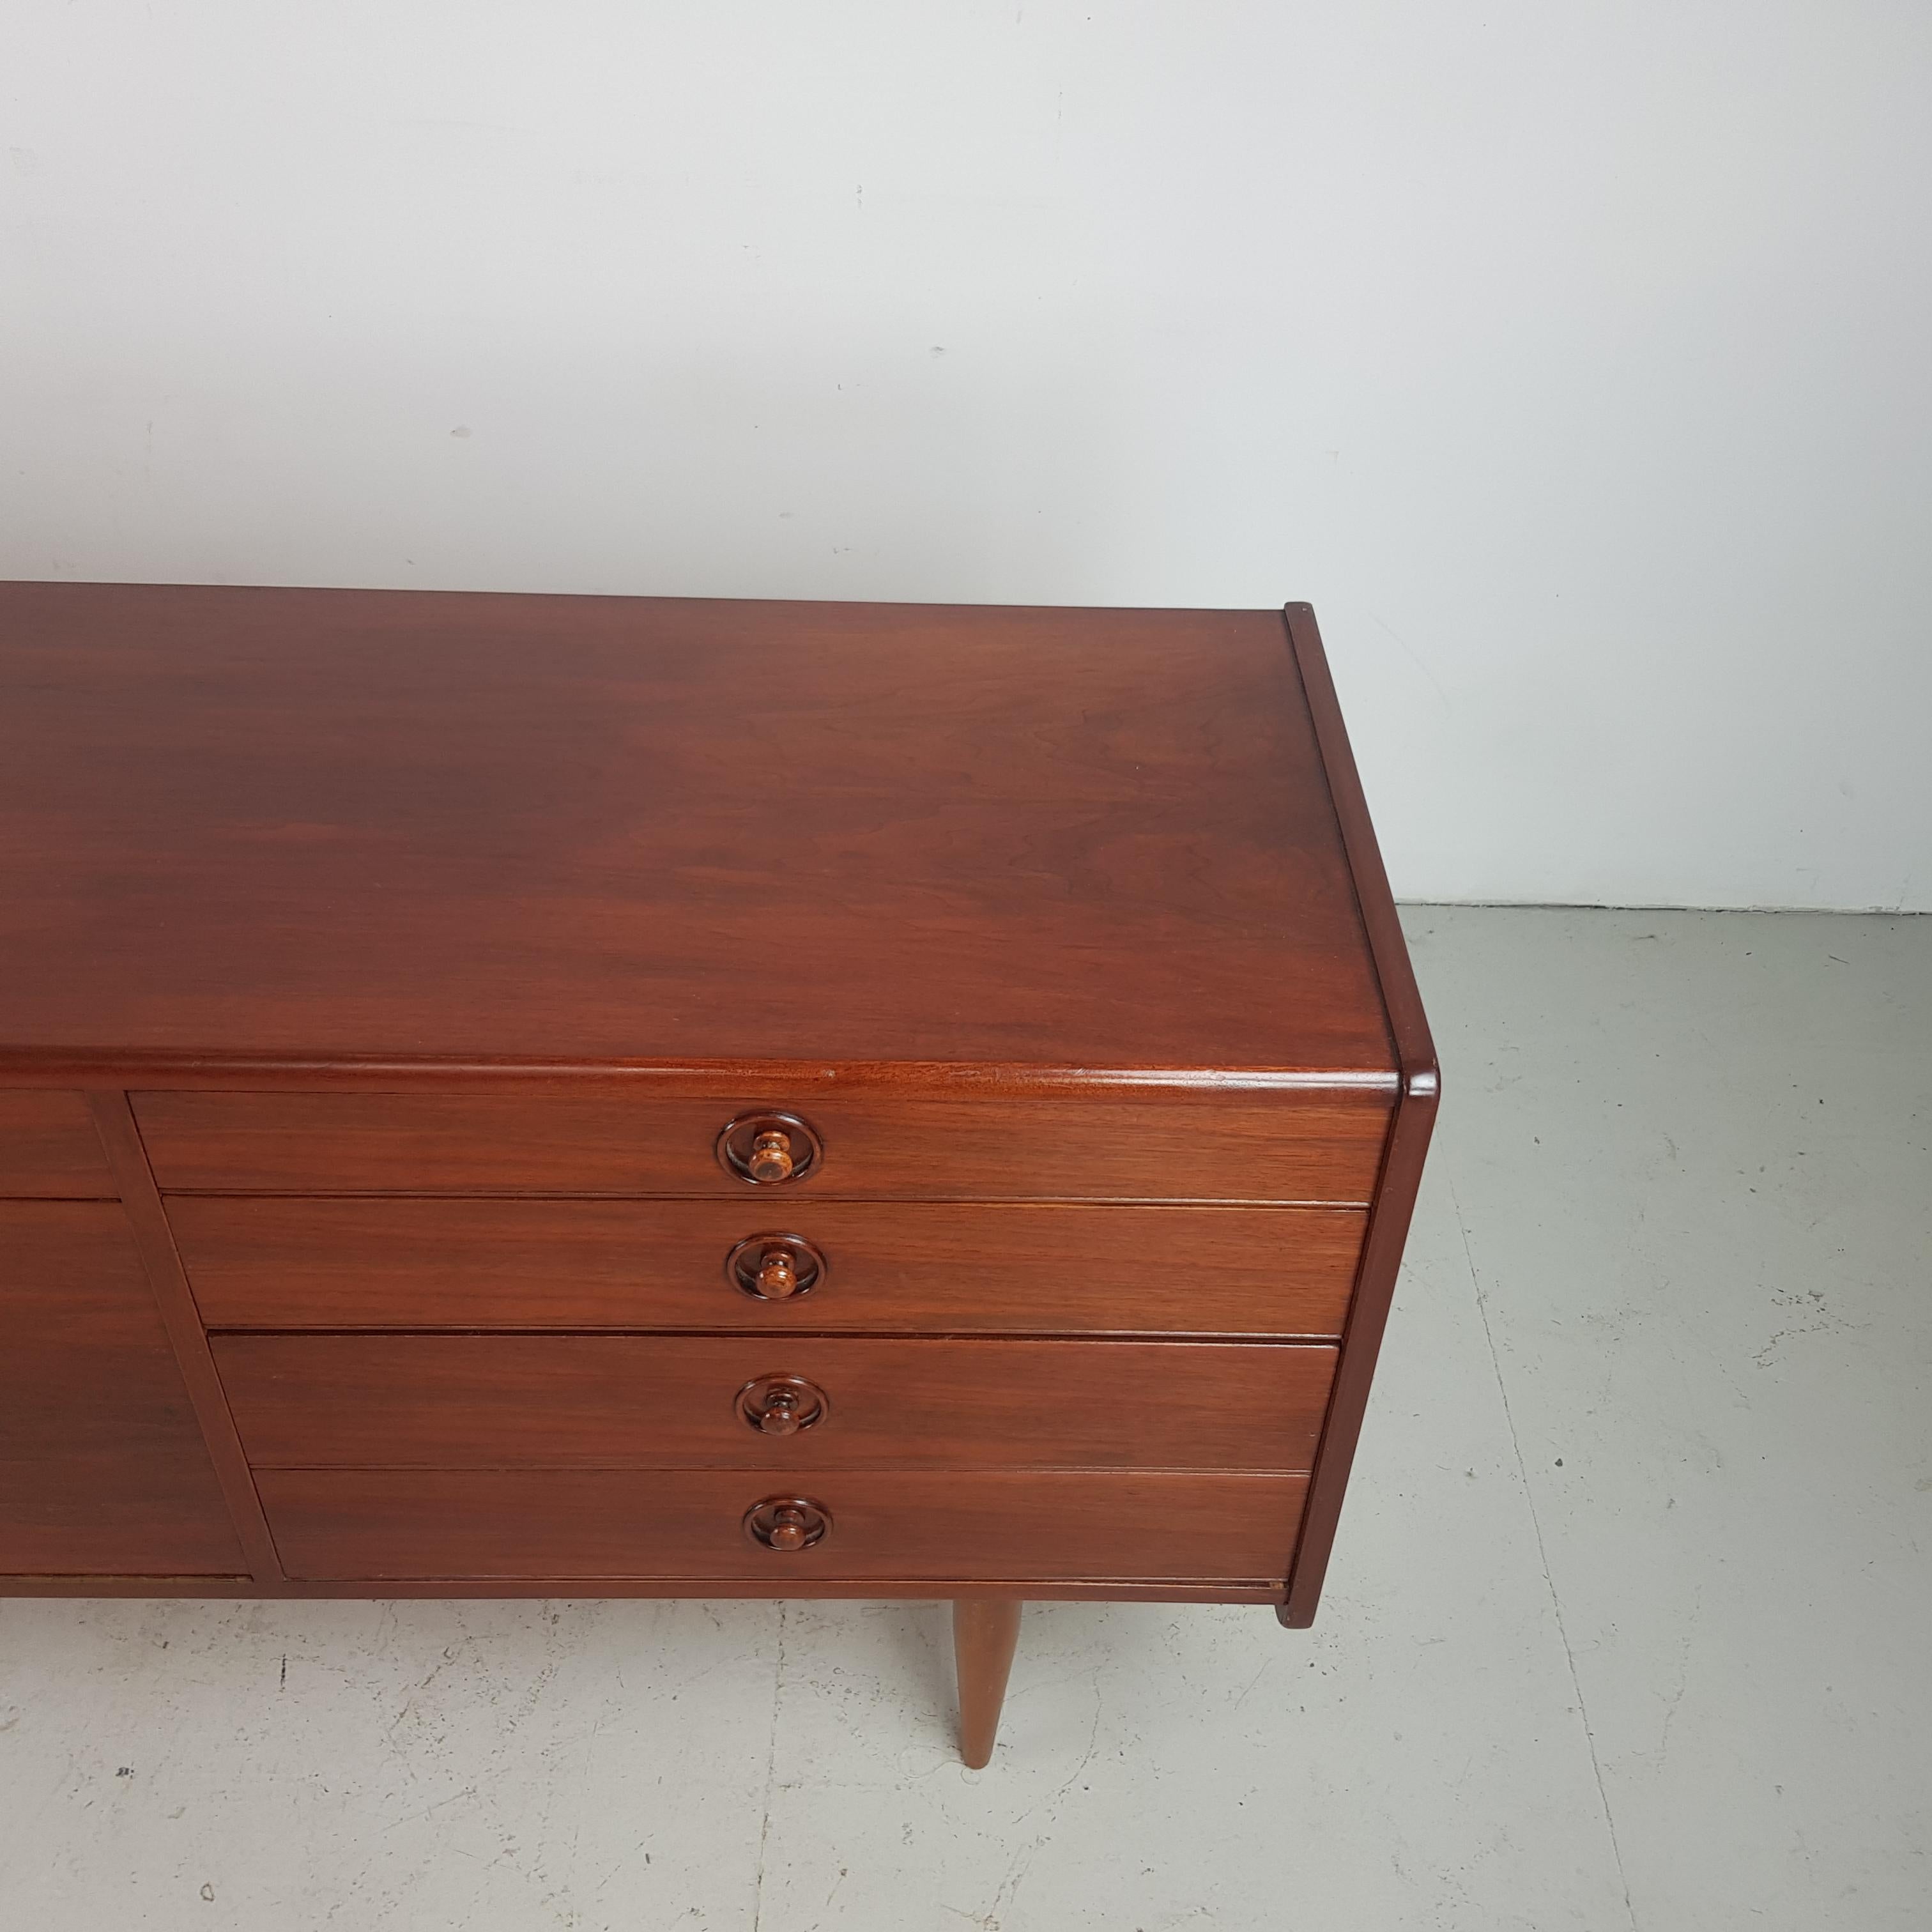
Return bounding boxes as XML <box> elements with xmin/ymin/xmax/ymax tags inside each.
<box><xmin>1276</xmin><ymin>606</ymin><xmax>1440</xmax><ymax>1626</ymax></box>
<box><xmin>0</xmin><ymin>1574</ymin><xmax>1280</xmax><ymax>1604</ymax></box>
<box><xmin>747</xmin><ymin>1132</ymin><xmax>795</xmax><ymax>1183</ymax></box>
<box><xmin>736</xmin><ymin>1373</ymin><xmax>829</xmax><ymax>1437</ymax></box>
<box><xmin>743</xmin><ymin>1496</ymin><xmax>831</xmax><ymax>1551</ymax></box>
<box><xmin>731</xmin><ymin>1234</ymin><xmax>820</xmax><ymax>1300</ymax></box>
<box><xmin>0</xmin><ymin>1201</ymin><xmax>241</xmax><ymax>1574</ymax></box>
<box><xmin>213</xmin><ymin>1336</ymin><xmax>1338</xmax><ymax>1473</ymax></box>
<box><xmin>254</xmin><ymin>1469</ymin><xmax>1312</xmax><ymax>1582</ymax></box>
<box><xmin>954</xmin><ymin>1599</ymin><xmax>1022</xmax><ymax>1768</ymax></box>
<box><xmin>0</xmin><ymin>584</ymin><xmax>1435</xmax><ymax>1761</ymax></box>
<box><xmin>0</xmin><ymin>1091</ymin><xmax>114</xmax><ymax>1198</ymax></box>
<box><xmin>86</xmin><ymin>1093</ymin><xmax>284</xmax><ymax>1581</ymax></box>
<box><xmin>134</xmin><ymin>1088</ymin><xmax>1388</xmax><ymax>1204</ymax></box>
<box><xmin>719</xmin><ymin>1114</ymin><xmax>821</xmax><ymax>1186</ymax></box>
<box><xmin>0</xmin><ymin>583</ymin><xmax>1388</xmax><ymax>1073</ymax></box>
<box><xmin>173</xmin><ymin>1197</ymin><xmax>1365</xmax><ymax>1337</ymax></box>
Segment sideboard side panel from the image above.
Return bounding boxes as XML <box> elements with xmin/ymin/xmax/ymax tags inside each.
<box><xmin>1279</xmin><ymin>606</ymin><xmax>1441</xmax><ymax>1627</ymax></box>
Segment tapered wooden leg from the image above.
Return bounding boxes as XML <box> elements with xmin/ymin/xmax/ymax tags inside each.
<box><xmin>953</xmin><ymin>1598</ymin><xmax>1023</xmax><ymax>1768</ymax></box>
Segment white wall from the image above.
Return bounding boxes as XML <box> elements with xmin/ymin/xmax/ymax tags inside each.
<box><xmin>4</xmin><ymin>3</ymin><xmax>1928</xmax><ymax>910</ymax></box>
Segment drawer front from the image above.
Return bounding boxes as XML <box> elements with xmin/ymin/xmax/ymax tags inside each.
<box><xmin>214</xmin><ymin>1335</ymin><xmax>1338</xmax><ymax>1473</ymax></box>
<box><xmin>176</xmin><ymin>1197</ymin><xmax>1365</xmax><ymax>1337</ymax></box>
<box><xmin>0</xmin><ymin>1092</ymin><xmax>114</xmax><ymax>1199</ymax></box>
<box><xmin>0</xmin><ymin>1203</ymin><xmax>244</xmax><ymax>1574</ymax></box>
<box><xmin>134</xmin><ymin>1089</ymin><xmax>1390</xmax><ymax>1204</ymax></box>
<box><xmin>257</xmin><ymin>1468</ymin><xmax>1310</xmax><ymax>1583</ymax></box>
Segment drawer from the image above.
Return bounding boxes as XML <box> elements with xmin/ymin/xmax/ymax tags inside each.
<box><xmin>176</xmin><ymin>1198</ymin><xmax>1365</xmax><ymax>1337</ymax></box>
<box><xmin>0</xmin><ymin>1203</ymin><xmax>244</xmax><ymax>1575</ymax></box>
<box><xmin>133</xmin><ymin>1088</ymin><xmax>1391</xmax><ymax>1204</ymax></box>
<box><xmin>213</xmin><ymin>1335</ymin><xmax>1338</xmax><ymax>1473</ymax></box>
<box><xmin>0</xmin><ymin>1092</ymin><xmax>113</xmax><ymax>1198</ymax></box>
<box><xmin>256</xmin><ymin>1468</ymin><xmax>1312</xmax><ymax>1583</ymax></box>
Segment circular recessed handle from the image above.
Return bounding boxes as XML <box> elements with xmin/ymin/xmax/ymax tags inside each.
<box><xmin>736</xmin><ymin>1372</ymin><xmax>829</xmax><ymax>1437</ymax></box>
<box><xmin>725</xmin><ymin>1233</ymin><xmax>825</xmax><ymax>1301</ymax></box>
<box><xmin>717</xmin><ymin>1112</ymin><xmax>822</xmax><ymax>1186</ymax></box>
<box><xmin>744</xmin><ymin>1495</ymin><xmax>831</xmax><ymax>1552</ymax></box>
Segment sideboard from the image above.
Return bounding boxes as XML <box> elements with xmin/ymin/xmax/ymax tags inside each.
<box><xmin>0</xmin><ymin>581</ymin><xmax>1434</xmax><ymax>1765</ymax></box>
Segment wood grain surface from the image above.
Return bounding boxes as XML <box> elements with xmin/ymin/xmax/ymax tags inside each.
<box><xmin>0</xmin><ymin>1574</ymin><xmax>1280</xmax><ymax>1605</ymax></box>
<box><xmin>87</xmin><ymin>1092</ymin><xmax>285</xmax><ymax>1580</ymax></box>
<box><xmin>174</xmin><ymin>1196</ymin><xmax>1367</xmax><ymax>1336</ymax></box>
<box><xmin>0</xmin><ymin>586</ymin><xmax>1432</xmax><ymax>1623</ymax></box>
<box><xmin>0</xmin><ymin>582</ymin><xmax>1392</xmax><ymax>1075</ymax></box>
<box><xmin>0</xmin><ymin>1202</ymin><xmax>244</xmax><ymax>1574</ymax></box>
<box><xmin>256</xmin><ymin>1468</ymin><xmax>1313</xmax><ymax>1583</ymax></box>
<box><xmin>135</xmin><ymin>1089</ymin><xmax>1390</xmax><ymax>1203</ymax></box>
<box><xmin>213</xmin><ymin>1335</ymin><xmax>1338</xmax><ymax>1473</ymax></box>
<box><xmin>0</xmin><ymin>1091</ymin><xmax>114</xmax><ymax>1198</ymax></box>
<box><xmin>1276</xmin><ymin>606</ymin><xmax>1441</xmax><ymax>1625</ymax></box>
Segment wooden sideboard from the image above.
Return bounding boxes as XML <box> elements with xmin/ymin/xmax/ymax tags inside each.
<box><xmin>0</xmin><ymin>582</ymin><xmax>1434</xmax><ymax>1765</ymax></box>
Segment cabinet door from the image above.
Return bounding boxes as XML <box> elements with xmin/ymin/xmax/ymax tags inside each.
<box><xmin>0</xmin><ymin>1203</ymin><xmax>243</xmax><ymax>1574</ymax></box>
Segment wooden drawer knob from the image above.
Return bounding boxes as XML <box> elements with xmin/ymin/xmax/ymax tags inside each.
<box><xmin>717</xmin><ymin>1112</ymin><xmax>822</xmax><ymax>1186</ymax></box>
<box><xmin>725</xmin><ymin>1233</ymin><xmax>825</xmax><ymax>1300</ymax></box>
<box><xmin>744</xmin><ymin>1496</ymin><xmax>831</xmax><ymax>1552</ymax></box>
<box><xmin>749</xmin><ymin>1131</ymin><xmax>793</xmax><ymax>1183</ymax></box>
<box><xmin>736</xmin><ymin>1373</ymin><xmax>828</xmax><ymax>1436</ymax></box>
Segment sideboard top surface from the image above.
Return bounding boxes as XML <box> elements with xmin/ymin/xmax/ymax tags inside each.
<box><xmin>0</xmin><ymin>581</ymin><xmax>1394</xmax><ymax>1078</ymax></box>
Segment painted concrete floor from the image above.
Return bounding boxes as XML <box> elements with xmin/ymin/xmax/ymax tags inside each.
<box><xmin>1</xmin><ymin>906</ymin><xmax>1927</xmax><ymax>1931</ymax></box>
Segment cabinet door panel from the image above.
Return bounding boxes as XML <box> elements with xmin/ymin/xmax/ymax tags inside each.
<box><xmin>0</xmin><ymin>1091</ymin><xmax>113</xmax><ymax>1197</ymax></box>
<box><xmin>0</xmin><ymin>1204</ymin><xmax>243</xmax><ymax>1574</ymax></box>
